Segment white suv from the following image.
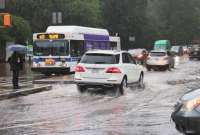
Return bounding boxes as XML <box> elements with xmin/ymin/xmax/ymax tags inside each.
<box><xmin>74</xmin><ymin>50</ymin><xmax>144</xmax><ymax>95</ymax></box>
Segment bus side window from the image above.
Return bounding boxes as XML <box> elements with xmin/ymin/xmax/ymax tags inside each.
<box><xmin>70</xmin><ymin>40</ymin><xmax>85</xmax><ymax>57</ymax></box>
<box><xmin>66</xmin><ymin>42</ymin><xmax>69</xmax><ymax>56</ymax></box>
<box><xmin>111</xmin><ymin>42</ymin><xmax>117</xmax><ymax>50</ymax></box>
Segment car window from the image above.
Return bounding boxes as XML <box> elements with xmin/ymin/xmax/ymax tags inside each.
<box><xmin>80</xmin><ymin>53</ymin><xmax>119</xmax><ymax>64</ymax></box>
<box><xmin>128</xmin><ymin>53</ymin><xmax>136</xmax><ymax>64</ymax></box>
<box><xmin>122</xmin><ymin>53</ymin><xmax>132</xmax><ymax>63</ymax></box>
<box><xmin>115</xmin><ymin>54</ymin><xmax>120</xmax><ymax>64</ymax></box>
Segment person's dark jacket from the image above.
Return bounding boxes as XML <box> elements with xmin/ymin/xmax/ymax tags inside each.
<box><xmin>8</xmin><ymin>52</ymin><xmax>24</xmax><ymax>71</ymax></box>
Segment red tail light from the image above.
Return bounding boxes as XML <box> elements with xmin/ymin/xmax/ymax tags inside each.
<box><xmin>106</xmin><ymin>67</ymin><xmax>121</xmax><ymax>73</ymax></box>
<box><xmin>75</xmin><ymin>65</ymin><xmax>85</xmax><ymax>72</ymax></box>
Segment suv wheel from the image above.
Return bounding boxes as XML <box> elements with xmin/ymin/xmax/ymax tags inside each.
<box><xmin>138</xmin><ymin>72</ymin><xmax>144</xmax><ymax>88</ymax></box>
<box><xmin>121</xmin><ymin>77</ymin><xmax>127</xmax><ymax>93</ymax></box>
<box><xmin>77</xmin><ymin>85</ymin><xmax>86</xmax><ymax>93</ymax></box>
<box><xmin>115</xmin><ymin>77</ymin><xmax>127</xmax><ymax>96</ymax></box>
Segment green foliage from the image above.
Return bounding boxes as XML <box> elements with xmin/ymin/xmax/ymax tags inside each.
<box><xmin>6</xmin><ymin>0</ymin><xmax>102</xmax><ymax>32</ymax></box>
<box><xmin>147</xmin><ymin>0</ymin><xmax>200</xmax><ymax>45</ymax></box>
<box><xmin>63</xmin><ymin>0</ymin><xmax>103</xmax><ymax>27</ymax></box>
<box><xmin>102</xmin><ymin>0</ymin><xmax>148</xmax><ymax>49</ymax></box>
<box><xmin>0</xmin><ymin>15</ymin><xmax>31</xmax><ymax>44</ymax></box>
<box><xmin>3</xmin><ymin>0</ymin><xmax>200</xmax><ymax>47</ymax></box>
<box><xmin>9</xmin><ymin>15</ymin><xmax>32</xmax><ymax>44</ymax></box>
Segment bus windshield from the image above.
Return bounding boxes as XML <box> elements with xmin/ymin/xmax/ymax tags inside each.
<box><xmin>33</xmin><ymin>40</ymin><xmax>69</xmax><ymax>56</ymax></box>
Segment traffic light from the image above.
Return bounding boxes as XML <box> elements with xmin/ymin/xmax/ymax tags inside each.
<box><xmin>3</xmin><ymin>14</ymin><xmax>11</xmax><ymax>27</ymax></box>
<box><xmin>0</xmin><ymin>13</ymin><xmax>12</xmax><ymax>28</ymax></box>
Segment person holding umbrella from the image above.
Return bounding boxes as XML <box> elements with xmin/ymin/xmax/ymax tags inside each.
<box><xmin>8</xmin><ymin>44</ymin><xmax>26</xmax><ymax>89</ymax></box>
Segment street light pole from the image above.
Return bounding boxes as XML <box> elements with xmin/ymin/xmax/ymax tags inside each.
<box><xmin>129</xmin><ymin>36</ymin><xmax>135</xmax><ymax>49</ymax></box>
<box><xmin>52</xmin><ymin>0</ymin><xmax>62</xmax><ymax>25</ymax></box>
<box><xmin>0</xmin><ymin>0</ymin><xmax>5</xmax><ymax>12</ymax></box>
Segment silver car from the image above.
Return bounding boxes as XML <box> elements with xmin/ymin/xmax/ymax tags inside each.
<box><xmin>146</xmin><ymin>50</ymin><xmax>175</xmax><ymax>71</ymax></box>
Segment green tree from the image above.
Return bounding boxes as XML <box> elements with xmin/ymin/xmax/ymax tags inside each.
<box><xmin>6</xmin><ymin>0</ymin><xmax>53</xmax><ymax>32</ymax></box>
<box><xmin>62</xmin><ymin>0</ymin><xmax>102</xmax><ymax>27</ymax></box>
<box><xmin>9</xmin><ymin>15</ymin><xmax>32</xmax><ymax>44</ymax></box>
<box><xmin>148</xmin><ymin>0</ymin><xmax>200</xmax><ymax>44</ymax></box>
<box><xmin>102</xmin><ymin>0</ymin><xmax>148</xmax><ymax>49</ymax></box>
<box><xmin>6</xmin><ymin>0</ymin><xmax>103</xmax><ymax>32</ymax></box>
<box><xmin>0</xmin><ymin>15</ymin><xmax>31</xmax><ymax>44</ymax></box>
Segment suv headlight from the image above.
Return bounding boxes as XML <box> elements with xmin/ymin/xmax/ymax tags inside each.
<box><xmin>180</xmin><ymin>97</ymin><xmax>200</xmax><ymax>112</ymax></box>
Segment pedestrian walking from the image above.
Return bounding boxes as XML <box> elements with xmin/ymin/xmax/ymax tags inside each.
<box><xmin>8</xmin><ymin>51</ymin><xmax>24</xmax><ymax>89</ymax></box>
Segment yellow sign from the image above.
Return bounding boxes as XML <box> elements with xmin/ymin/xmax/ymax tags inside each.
<box><xmin>49</xmin><ymin>34</ymin><xmax>59</xmax><ymax>39</ymax></box>
<box><xmin>37</xmin><ymin>34</ymin><xmax>65</xmax><ymax>40</ymax></box>
<box><xmin>38</xmin><ymin>34</ymin><xmax>45</xmax><ymax>40</ymax></box>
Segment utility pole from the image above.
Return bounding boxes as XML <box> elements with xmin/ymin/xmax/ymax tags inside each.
<box><xmin>0</xmin><ymin>0</ymin><xmax>11</xmax><ymax>28</ymax></box>
<box><xmin>0</xmin><ymin>0</ymin><xmax>5</xmax><ymax>12</ymax></box>
<box><xmin>52</xmin><ymin>0</ymin><xmax>62</xmax><ymax>25</ymax></box>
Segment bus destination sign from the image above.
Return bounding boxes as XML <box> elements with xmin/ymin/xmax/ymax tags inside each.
<box><xmin>37</xmin><ymin>34</ymin><xmax>65</xmax><ymax>40</ymax></box>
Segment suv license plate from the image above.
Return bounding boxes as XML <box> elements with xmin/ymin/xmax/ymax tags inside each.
<box><xmin>92</xmin><ymin>69</ymin><xmax>99</xmax><ymax>73</ymax></box>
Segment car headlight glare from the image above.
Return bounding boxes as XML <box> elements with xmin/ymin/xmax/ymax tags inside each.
<box><xmin>181</xmin><ymin>97</ymin><xmax>200</xmax><ymax>112</ymax></box>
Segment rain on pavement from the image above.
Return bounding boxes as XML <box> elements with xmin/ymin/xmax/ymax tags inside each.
<box><xmin>0</xmin><ymin>63</ymin><xmax>45</xmax><ymax>88</ymax></box>
<box><xmin>0</xmin><ymin>56</ymin><xmax>200</xmax><ymax>135</ymax></box>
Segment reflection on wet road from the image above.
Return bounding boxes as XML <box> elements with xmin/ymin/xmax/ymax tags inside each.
<box><xmin>0</xmin><ymin>57</ymin><xmax>200</xmax><ymax>135</ymax></box>
<box><xmin>0</xmin><ymin>63</ymin><xmax>32</xmax><ymax>77</ymax></box>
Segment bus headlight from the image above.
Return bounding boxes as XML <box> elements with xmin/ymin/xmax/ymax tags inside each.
<box><xmin>33</xmin><ymin>62</ymin><xmax>40</xmax><ymax>67</ymax></box>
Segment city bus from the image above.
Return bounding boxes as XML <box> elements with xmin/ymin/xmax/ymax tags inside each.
<box><xmin>31</xmin><ymin>26</ymin><xmax>121</xmax><ymax>75</ymax></box>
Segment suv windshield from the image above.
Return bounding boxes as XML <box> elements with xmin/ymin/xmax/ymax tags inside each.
<box><xmin>80</xmin><ymin>53</ymin><xmax>120</xmax><ymax>64</ymax></box>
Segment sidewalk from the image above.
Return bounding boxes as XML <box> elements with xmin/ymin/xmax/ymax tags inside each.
<box><xmin>0</xmin><ymin>77</ymin><xmax>52</xmax><ymax>101</ymax></box>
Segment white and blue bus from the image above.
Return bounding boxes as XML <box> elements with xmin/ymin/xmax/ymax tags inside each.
<box><xmin>31</xmin><ymin>26</ymin><xmax>121</xmax><ymax>75</ymax></box>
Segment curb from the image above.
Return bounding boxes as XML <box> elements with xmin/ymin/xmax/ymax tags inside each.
<box><xmin>33</xmin><ymin>80</ymin><xmax>75</xmax><ymax>84</ymax></box>
<box><xmin>0</xmin><ymin>84</ymin><xmax>34</xmax><ymax>89</ymax></box>
<box><xmin>0</xmin><ymin>85</ymin><xmax>52</xmax><ymax>101</ymax></box>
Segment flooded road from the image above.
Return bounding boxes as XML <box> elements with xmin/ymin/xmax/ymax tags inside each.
<box><xmin>0</xmin><ymin>57</ymin><xmax>200</xmax><ymax>135</ymax></box>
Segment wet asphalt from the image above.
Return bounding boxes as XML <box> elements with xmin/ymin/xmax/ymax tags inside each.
<box><xmin>0</xmin><ymin>56</ymin><xmax>200</xmax><ymax>135</ymax></box>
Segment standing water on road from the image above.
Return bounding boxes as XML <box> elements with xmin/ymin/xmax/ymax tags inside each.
<box><xmin>0</xmin><ymin>56</ymin><xmax>199</xmax><ymax>135</ymax></box>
